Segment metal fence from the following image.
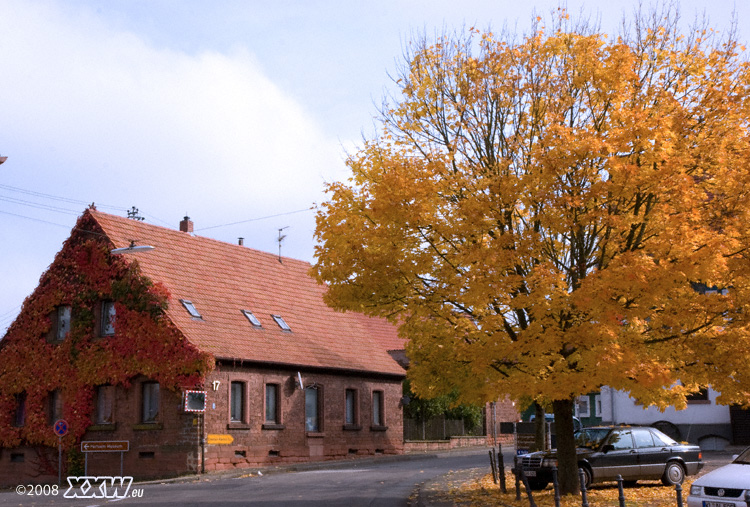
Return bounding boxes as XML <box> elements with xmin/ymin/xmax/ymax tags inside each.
<box><xmin>404</xmin><ymin>415</ymin><xmax>485</xmax><ymax>440</ymax></box>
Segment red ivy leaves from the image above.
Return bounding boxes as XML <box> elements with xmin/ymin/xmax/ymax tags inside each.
<box><xmin>0</xmin><ymin>212</ymin><xmax>213</xmax><ymax>448</ymax></box>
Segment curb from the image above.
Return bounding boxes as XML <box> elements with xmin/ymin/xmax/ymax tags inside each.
<box><xmin>136</xmin><ymin>446</ymin><xmax>490</xmax><ymax>487</ymax></box>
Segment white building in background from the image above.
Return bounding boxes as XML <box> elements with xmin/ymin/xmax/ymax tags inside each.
<box><xmin>598</xmin><ymin>387</ymin><xmax>746</xmax><ymax>451</ymax></box>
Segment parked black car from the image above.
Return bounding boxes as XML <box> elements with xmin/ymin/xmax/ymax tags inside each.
<box><xmin>516</xmin><ymin>425</ymin><xmax>703</xmax><ymax>490</ymax></box>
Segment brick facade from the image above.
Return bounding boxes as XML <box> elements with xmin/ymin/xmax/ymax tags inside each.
<box><xmin>0</xmin><ymin>210</ymin><xmax>407</xmax><ymax>486</ymax></box>
<box><xmin>0</xmin><ymin>368</ymin><xmax>404</xmax><ymax>485</ymax></box>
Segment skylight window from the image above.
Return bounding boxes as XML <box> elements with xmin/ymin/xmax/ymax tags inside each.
<box><xmin>241</xmin><ymin>310</ymin><xmax>262</xmax><ymax>327</ymax></box>
<box><xmin>271</xmin><ymin>314</ymin><xmax>291</xmax><ymax>331</ymax></box>
<box><xmin>180</xmin><ymin>299</ymin><xmax>202</xmax><ymax>319</ymax></box>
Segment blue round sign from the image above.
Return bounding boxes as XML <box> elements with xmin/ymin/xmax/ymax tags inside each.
<box><xmin>53</xmin><ymin>419</ymin><xmax>68</xmax><ymax>437</ymax></box>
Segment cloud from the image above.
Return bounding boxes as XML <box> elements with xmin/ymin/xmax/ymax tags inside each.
<box><xmin>0</xmin><ymin>0</ymin><xmax>345</xmax><ymax>333</ymax></box>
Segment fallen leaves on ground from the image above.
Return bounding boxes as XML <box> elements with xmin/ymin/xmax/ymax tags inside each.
<box><xmin>439</xmin><ymin>471</ymin><xmax>693</xmax><ymax>506</ymax></box>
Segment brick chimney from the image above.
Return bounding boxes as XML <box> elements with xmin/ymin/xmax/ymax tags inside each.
<box><xmin>179</xmin><ymin>216</ymin><xmax>194</xmax><ymax>233</ymax></box>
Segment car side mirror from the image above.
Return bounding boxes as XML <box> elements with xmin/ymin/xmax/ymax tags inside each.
<box><xmin>602</xmin><ymin>444</ymin><xmax>614</xmax><ymax>453</ymax></box>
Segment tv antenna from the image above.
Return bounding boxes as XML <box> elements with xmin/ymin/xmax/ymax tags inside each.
<box><xmin>277</xmin><ymin>227</ymin><xmax>289</xmax><ymax>263</ymax></box>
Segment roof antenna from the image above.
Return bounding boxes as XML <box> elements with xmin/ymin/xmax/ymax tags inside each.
<box><xmin>277</xmin><ymin>227</ymin><xmax>288</xmax><ymax>263</ymax></box>
<box><xmin>127</xmin><ymin>206</ymin><xmax>145</xmax><ymax>221</ymax></box>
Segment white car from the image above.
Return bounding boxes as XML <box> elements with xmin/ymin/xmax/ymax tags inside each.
<box><xmin>688</xmin><ymin>446</ymin><xmax>750</xmax><ymax>507</ymax></box>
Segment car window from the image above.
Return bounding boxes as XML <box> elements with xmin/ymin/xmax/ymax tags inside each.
<box><xmin>651</xmin><ymin>429</ymin><xmax>678</xmax><ymax>446</ymax></box>
<box><xmin>632</xmin><ymin>429</ymin><xmax>656</xmax><ymax>448</ymax></box>
<box><xmin>575</xmin><ymin>428</ymin><xmax>610</xmax><ymax>449</ymax></box>
<box><xmin>734</xmin><ymin>447</ymin><xmax>750</xmax><ymax>464</ymax></box>
<box><xmin>607</xmin><ymin>430</ymin><xmax>634</xmax><ymax>450</ymax></box>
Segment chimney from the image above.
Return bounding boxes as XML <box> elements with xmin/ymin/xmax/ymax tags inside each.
<box><xmin>179</xmin><ymin>216</ymin><xmax>194</xmax><ymax>233</ymax></box>
<box><xmin>238</xmin><ymin>237</ymin><xmax>244</xmax><ymax>246</ymax></box>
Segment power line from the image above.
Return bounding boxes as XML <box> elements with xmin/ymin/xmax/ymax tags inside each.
<box><xmin>0</xmin><ymin>195</ymin><xmax>82</xmax><ymax>216</ymax></box>
<box><xmin>0</xmin><ymin>209</ymin><xmax>72</xmax><ymax>229</ymax></box>
<box><xmin>0</xmin><ymin>183</ymin><xmax>129</xmax><ymax>212</ymax></box>
<box><xmin>196</xmin><ymin>207</ymin><xmax>314</xmax><ymax>232</ymax></box>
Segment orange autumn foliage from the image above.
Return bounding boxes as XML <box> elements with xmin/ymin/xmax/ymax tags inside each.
<box><xmin>314</xmin><ymin>6</ymin><xmax>750</xmax><ymax>495</ymax></box>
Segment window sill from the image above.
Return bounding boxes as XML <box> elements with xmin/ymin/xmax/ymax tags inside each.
<box><xmin>88</xmin><ymin>423</ymin><xmax>117</xmax><ymax>432</ymax></box>
<box><xmin>343</xmin><ymin>424</ymin><xmax>362</xmax><ymax>431</ymax></box>
<box><xmin>262</xmin><ymin>423</ymin><xmax>285</xmax><ymax>430</ymax></box>
<box><xmin>306</xmin><ymin>432</ymin><xmax>325</xmax><ymax>438</ymax></box>
<box><xmin>370</xmin><ymin>425</ymin><xmax>388</xmax><ymax>432</ymax></box>
<box><xmin>227</xmin><ymin>422</ymin><xmax>251</xmax><ymax>430</ymax></box>
<box><xmin>133</xmin><ymin>422</ymin><xmax>163</xmax><ymax>431</ymax></box>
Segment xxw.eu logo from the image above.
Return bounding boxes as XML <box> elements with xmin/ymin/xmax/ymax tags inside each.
<box><xmin>63</xmin><ymin>476</ymin><xmax>142</xmax><ymax>499</ymax></box>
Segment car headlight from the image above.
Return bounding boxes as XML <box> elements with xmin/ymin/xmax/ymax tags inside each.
<box><xmin>690</xmin><ymin>485</ymin><xmax>702</xmax><ymax>495</ymax></box>
<box><xmin>542</xmin><ymin>458</ymin><xmax>558</xmax><ymax>467</ymax></box>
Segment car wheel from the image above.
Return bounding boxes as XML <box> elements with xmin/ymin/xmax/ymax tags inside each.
<box><xmin>661</xmin><ymin>461</ymin><xmax>685</xmax><ymax>485</ymax></box>
<box><xmin>578</xmin><ymin>467</ymin><xmax>592</xmax><ymax>489</ymax></box>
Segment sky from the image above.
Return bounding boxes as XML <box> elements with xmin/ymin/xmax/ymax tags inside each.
<box><xmin>1</xmin><ymin>0</ymin><xmax>748</xmax><ymax>334</ymax></box>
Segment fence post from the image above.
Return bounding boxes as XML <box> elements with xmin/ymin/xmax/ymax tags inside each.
<box><xmin>676</xmin><ymin>483</ymin><xmax>684</xmax><ymax>507</ymax></box>
<box><xmin>552</xmin><ymin>467</ymin><xmax>561</xmax><ymax>507</ymax></box>
<box><xmin>513</xmin><ymin>459</ymin><xmax>521</xmax><ymax>501</ymax></box>
<box><xmin>617</xmin><ymin>475</ymin><xmax>625</xmax><ymax>507</ymax></box>
<box><xmin>498</xmin><ymin>443</ymin><xmax>506</xmax><ymax>493</ymax></box>
<box><xmin>489</xmin><ymin>449</ymin><xmax>498</xmax><ymax>484</ymax></box>
<box><xmin>579</xmin><ymin>468</ymin><xmax>590</xmax><ymax>507</ymax></box>
<box><xmin>518</xmin><ymin>469</ymin><xmax>538</xmax><ymax>507</ymax></box>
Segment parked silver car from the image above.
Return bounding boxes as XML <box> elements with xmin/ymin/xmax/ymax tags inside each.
<box><xmin>688</xmin><ymin>446</ymin><xmax>750</xmax><ymax>507</ymax></box>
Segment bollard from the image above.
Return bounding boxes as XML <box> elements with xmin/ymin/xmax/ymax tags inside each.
<box><xmin>579</xmin><ymin>468</ymin><xmax>590</xmax><ymax>507</ymax></box>
<box><xmin>498</xmin><ymin>444</ymin><xmax>507</xmax><ymax>493</ymax></box>
<box><xmin>519</xmin><ymin>470</ymin><xmax>538</xmax><ymax>507</ymax></box>
<box><xmin>617</xmin><ymin>475</ymin><xmax>625</xmax><ymax>507</ymax></box>
<box><xmin>513</xmin><ymin>463</ymin><xmax>521</xmax><ymax>500</ymax></box>
<box><xmin>676</xmin><ymin>483</ymin><xmax>684</xmax><ymax>507</ymax></box>
<box><xmin>489</xmin><ymin>449</ymin><xmax>498</xmax><ymax>484</ymax></box>
<box><xmin>552</xmin><ymin>467</ymin><xmax>561</xmax><ymax>507</ymax></box>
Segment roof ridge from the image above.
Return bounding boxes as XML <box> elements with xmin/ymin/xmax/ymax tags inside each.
<box><xmin>89</xmin><ymin>208</ymin><xmax>311</xmax><ymax>267</ymax></box>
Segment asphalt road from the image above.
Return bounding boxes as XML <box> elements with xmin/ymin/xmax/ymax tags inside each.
<box><xmin>0</xmin><ymin>447</ymin><xmax>499</xmax><ymax>507</ymax></box>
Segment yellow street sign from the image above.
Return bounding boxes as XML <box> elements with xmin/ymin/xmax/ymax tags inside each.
<box><xmin>206</xmin><ymin>434</ymin><xmax>234</xmax><ymax>445</ymax></box>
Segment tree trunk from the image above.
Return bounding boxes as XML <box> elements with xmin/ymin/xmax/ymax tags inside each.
<box><xmin>532</xmin><ymin>402</ymin><xmax>546</xmax><ymax>451</ymax></box>
<box><xmin>553</xmin><ymin>398</ymin><xmax>580</xmax><ymax>496</ymax></box>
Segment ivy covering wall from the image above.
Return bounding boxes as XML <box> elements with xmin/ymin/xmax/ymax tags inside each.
<box><xmin>0</xmin><ymin>210</ymin><xmax>213</xmax><ymax>448</ymax></box>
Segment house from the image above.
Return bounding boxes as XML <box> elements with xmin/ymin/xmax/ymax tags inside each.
<box><xmin>0</xmin><ymin>208</ymin><xmax>406</xmax><ymax>485</ymax></box>
<box><xmin>599</xmin><ymin>387</ymin><xmax>750</xmax><ymax>450</ymax></box>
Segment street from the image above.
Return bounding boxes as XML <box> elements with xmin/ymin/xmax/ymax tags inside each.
<box><xmin>0</xmin><ymin>447</ymin><xmax>499</xmax><ymax>507</ymax></box>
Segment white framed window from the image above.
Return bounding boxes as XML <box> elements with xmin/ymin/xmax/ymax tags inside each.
<box><xmin>305</xmin><ymin>386</ymin><xmax>320</xmax><ymax>432</ymax></box>
<box><xmin>142</xmin><ymin>382</ymin><xmax>160</xmax><ymax>423</ymax></box>
<box><xmin>230</xmin><ymin>381</ymin><xmax>245</xmax><ymax>422</ymax></box>
<box><xmin>576</xmin><ymin>395</ymin><xmax>590</xmax><ymax>418</ymax></box>
<box><xmin>345</xmin><ymin>389</ymin><xmax>358</xmax><ymax>426</ymax></box>
<box><xmin>241</xmin><ymin>310</ymin><xmax>262</xmax><ymax>327</ymax></box>
<box><xmin>265</xmin><ymin>384</ymin><xmax>280</xmax><ymax>424</ymax></box>
<box><xmin>101</xmin><ymin>301</ymin><xmax>116</xmax><ymax>336</ymax></box>
<box><xmin>180</xmin><ymin>299</ymin><xmax>202</xmax><ymax>319</ymax></box>
<box><xmin>54</xmin><ymin>305</ymin><xmax>71</xmax><ymax>341</ymax></box>
<box><xmin>95</xmin><ymin>385</ymin><xmax>114</xmax><ymax>425</ymax></box>
<box><xmin>271</xmin><ymin>314</ymin><xmax>291</xmax><ymax>331</ymax></box>
<box><xmin>372</xmin><ymin>390</ymin><xmax>384</xmax><ymax>427</ymax></box>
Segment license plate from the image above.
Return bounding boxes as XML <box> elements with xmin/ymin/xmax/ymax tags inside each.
<box><xmin>704</xmin><ymin>502</ymin><xmax>736</xmax><ymax>507</ymax></box>
<box><xmin>525</xmin><ymin>471</ymin><xmax>536</xmax><ymax>477</ymax></box>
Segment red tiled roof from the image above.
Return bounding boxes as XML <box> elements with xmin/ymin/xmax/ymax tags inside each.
<box><xmin>90</xmin><ymin>210</ymin><xmax>406</xmax><ymax>377</ymax></box>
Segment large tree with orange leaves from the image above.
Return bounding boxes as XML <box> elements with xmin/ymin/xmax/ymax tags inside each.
<box><xmin>314</xmin><ymin>7</ymin><xmax>750</xmax><ymax>494</ymax></box>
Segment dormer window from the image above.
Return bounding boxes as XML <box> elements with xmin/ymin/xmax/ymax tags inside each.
<box><xmin>241</xmin><ymin>310</ymin><xmax>262</xmax><ymax>327</ymax></box>
<box><xmin>180</xmin><ymin>299</ymin><xmax>202</xmax><ymax>319</ymax></box>
<box><xmin>271</xmin><ymin>314</ymin><xmax>291</xmax><ymax>331</ymax></box>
